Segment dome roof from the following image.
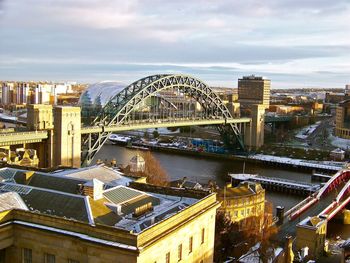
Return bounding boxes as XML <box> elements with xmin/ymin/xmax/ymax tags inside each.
<box><xmin>79</xmin><ymin>81</ymin><xmax>126</xmax><ymax>108</ymax></box>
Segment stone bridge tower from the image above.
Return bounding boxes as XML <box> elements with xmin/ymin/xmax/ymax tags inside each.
<box><xmin>53</xmin><ymin>106</ymin><xmax>81</xmax><ymax>168</ymax></box>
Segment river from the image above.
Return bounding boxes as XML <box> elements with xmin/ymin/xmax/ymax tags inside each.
<box><xmin>95</xmin><ymin>143</ymin><xmax>307</xmax><ymax>211</ymax></box>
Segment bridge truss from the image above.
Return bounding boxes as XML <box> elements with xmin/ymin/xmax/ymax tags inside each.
<box><xmin>81</xmin><ymin>74</ymin><xmax>249</xmax><ymax>166</ymax></box>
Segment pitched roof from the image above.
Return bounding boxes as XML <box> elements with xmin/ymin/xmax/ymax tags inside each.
<box><xmin>53</xmin><ymin>165</ymin><xmax>132</xmax><ymax>185</ymax></box>
<box><xmin>0</xmin><ymin>167</ymin><xmax>17</xmax><ymax>182</ymax></box>
<box><xmin>16</xmin><ymin>172</ymin><xmax>86</xmax><ymax>194</ymax></box>
<box><xmin>0</xmin><ymin>182</ymin><xmax>91</xmax><ymax>223</ymax></box>
<box><xmin>0</xmin><ymin>191</ymin><xmax>28</xmax><ymax>212</ymax></box>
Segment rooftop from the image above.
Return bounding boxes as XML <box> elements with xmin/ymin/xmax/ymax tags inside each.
<box><xmin>0</xmin><ymin>166</ymin><xmax>207</xmax><ymax>233</ymax></box>
<box><xmin>224</xmin><ymin>181</ymin><xmax>264</xmax><ymax>197</ymax></box>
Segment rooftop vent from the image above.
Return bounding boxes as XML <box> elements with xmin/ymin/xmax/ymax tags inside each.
<box><xmin>83</xmin><ymin>178</ymin><xmax>104</xmax><ymax>200</ymax></box>
<box><xmin>133</xmin><ymin>202</ymin><xmax>153</xmax><ymax>217</ymax></box>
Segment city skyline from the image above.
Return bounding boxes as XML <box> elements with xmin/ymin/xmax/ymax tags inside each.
<box><xmin>1</xmin><ymin>0</ymin><xmax>350</xmax><ymax>88</ymax></box>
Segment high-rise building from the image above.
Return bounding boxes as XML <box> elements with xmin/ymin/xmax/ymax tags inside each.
<box><xmin>16</xmin><ymin>83</ymin><xmax>30</xmax><ymax>104</ymax></box>
<box><xmin>238</xmin><ymin>75</ymin><xmax>271</xmax><ymax>108</ymax></box>
<box><xmin>345</xmin><ymin>84</ymin><xmax>350</xmax><ymax>96</ymax></box>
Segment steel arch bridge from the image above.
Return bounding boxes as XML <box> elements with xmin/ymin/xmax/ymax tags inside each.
<box><xmin>81</xmin><ymin>74</ymin><xmax>250</xmax><ymax>166</ymax></box>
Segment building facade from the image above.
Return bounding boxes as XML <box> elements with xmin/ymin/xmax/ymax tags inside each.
<box><xmin>335</xmin><ymin>100</ymin><xmax>350</xmax><ymax>139</ymax></box>
<box><xmin>218</xmin><ymin>181</ymin><xmax>265</xmax><ymax>229</ymax></box>
<box><xmin>0</xmin><ymin>167</ymin><xmax>220</xmax><ymax>263</ymax></box>
<box><xmin>0</xmin><ymin>82</ymin><xmax>75</xmax><ymax>109</ymax></box>
<box><xmin>238</xmin><ymin>75</ymin><xmax>271</xmax><ymax>109</ymax></box>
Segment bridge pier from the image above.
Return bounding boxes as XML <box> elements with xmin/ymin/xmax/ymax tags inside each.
<box><xmin>27</xmin><ymin>104</ymin><xmax>81</xmax><ymax>168</ymax></box>
<box><xmin>53</xmin><ymin>106</ymin><xmax>81</xmax><ymax>168</ymax></box>
<box><xmin>243</xmin><ymin>104</ymin><xmax>265</xmax><ymax>150</ymax></box>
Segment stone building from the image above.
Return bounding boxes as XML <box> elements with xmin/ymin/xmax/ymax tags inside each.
<box><xmin>336</xmin><ymin>99</ymin><xmax>350</xmax><ymax>139</ymax></box>
<box><xmin>0</xmin><ymin>166</ymin><xmax>219</xmax><ymax>263</ymax></box>
<box><xmin>295</xmin><ymin>216</ymin><xmax>327</xmax><ymax>260</ymax></box>
<box><xmin>218</xmin><ymin>181</ymin><xmax>265</xmax><ymax>229</ymax></box>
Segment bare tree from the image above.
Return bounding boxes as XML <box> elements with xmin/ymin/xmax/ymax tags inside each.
<box><xmin>214</xmin><ymin>202</ymin><xmax>278</xmax><ymax>262</ymax></box>
<box><xmin>122</xmin><ymin>151</ymin><xmax>169</xmax><ymax>186</ymax></box>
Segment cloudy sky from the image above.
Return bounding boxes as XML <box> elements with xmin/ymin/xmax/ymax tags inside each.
<box><xmin>1</xmin><ymin>0</ymin><xmax>350</xmax><ymax>88</ymax></box>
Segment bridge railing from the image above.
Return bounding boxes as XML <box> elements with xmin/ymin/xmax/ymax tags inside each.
<box><xmin>284</xmin><ymin>195</ymin><xmax>316</xmax><ymax>219</ymax></box>
<box><xmin>0</xmin><ymin>130</ymin><xmax>48</xmax><ymax>137</ymax></box>
<box><xmin>317</xmin><ymin>169</ymin><xmax>349</xmax><ymax>199</ymax></box>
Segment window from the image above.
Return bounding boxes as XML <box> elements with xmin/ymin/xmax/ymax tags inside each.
<box><xmin>22</xmin><ymin>248</ymin><xmax>32</xmax><ymax>263</ymax></box>
<box><xmin>178</xmin><ymin>244</ymin><xmax>182</xmax><ymax>261</ymax></box>
<box><xmin>201</xmin><ymin>228</ymin><xmax>205</xmax><ymax>244</ymax></box>
<box><xmin>166</xmin><ymin>252</ymin><xmax>170</xmax><ymax>263</ymax></box>
<box><xmin>189</xmin><ymin>236</ymin><xmax>193</xmax><ymax>254</ymax></box>
<box><xmin>44</xmin><ymin>253</ymin><xmax>55</xmax><ymax>263</ymax></box>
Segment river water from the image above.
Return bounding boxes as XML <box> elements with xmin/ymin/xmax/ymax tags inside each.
<box><xmin>95</xmin><ymin>144</ymin><xmax>307</xmax><ymax>211</ymax></box>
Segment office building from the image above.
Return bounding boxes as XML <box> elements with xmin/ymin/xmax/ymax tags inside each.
<box><xmin>238</xmin><ymin>75</ymin><xmax>271</xmax><ymax>108</ymax></box>
<box><xmin>335</xmin><ymin>99</ymin><xmax>350</xmax><ymax>139</ymax></box>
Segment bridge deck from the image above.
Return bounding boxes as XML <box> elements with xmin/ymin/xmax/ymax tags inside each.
<box><xmin>230</xmin><ymin>174</ymin><xmax>319</xmax><ymax>192</ymax></box>
<box><xmin>81</xmin><ymin>117</ymin><xmax>251</xmax><ymax>134</ymax></box>
<box><xmin>277</xmin><ymin>187</ymin><xmax>340</xmax><ymax>239</ymax></box>
<box><xmin>0</xmin><ymin>131</ymin><xmax>48</xmax><ymax>146</ymax></box>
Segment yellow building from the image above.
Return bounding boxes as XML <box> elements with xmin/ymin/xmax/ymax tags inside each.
<box><xmin>295</xmin><ymin>216</ymin><xmax>327</xmax><ymax>260</ymax></box>
<box><xmin>0</xmin><ymin>166</ymin><xmax>220</xmax><ymax>263</ymax></box>
<box><xmin>218</xmin><ymin>181</ymin><xmax>265</xmax><ymax>229</ymax></box>
<box><xmin>335</xmin><ymin>100</ymin><xmax>350</xmax><ymax>139</ymax></box>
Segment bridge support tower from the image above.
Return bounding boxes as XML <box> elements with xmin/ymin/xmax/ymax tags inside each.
<box><xmin>53</xmin><ymin>106</ymin><xmax>81</xmax><ymax>168</ymax></box>
<box><xmin>244</xmin><ymin>104</ymin><xmax>265</xmax><ymax>150</ymax></box>
<box><xmin>27</xmin><ymin>104</ymin><xmax>81</xmax><ymax>168</ymax></box>
<box><xmin>27</xmin><ymin>104</ymin><xmax>54</xmax><ymax>168</ymax></box>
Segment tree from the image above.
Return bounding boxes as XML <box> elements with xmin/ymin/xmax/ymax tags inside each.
<box><xmin>214</xmin><ymin>202</ymin><xmax>278</xmax><ymax>262</ymax></box>
<box><xmin>140</xmin><ymin>151</ymin><xmax>169</xmax><ymax>186</ymax></box>
<box><xmin>122</xmin><ymin>151</ymin><xmax>169</xmax><ymax>186</ymax></box>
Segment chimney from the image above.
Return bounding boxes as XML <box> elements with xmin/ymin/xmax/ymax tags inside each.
<box><xmin>83</xmin><ymin>179</ymin><xmax>104</xmax><ymax>200</ymax></box>
<box><xmin>276</xmin><ymin>206</ymin><xmax>285</xmax><ymax>225</ymax></box>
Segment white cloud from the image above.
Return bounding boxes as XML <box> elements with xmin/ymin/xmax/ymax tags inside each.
<box><xmin>1</xmin><ymin>0</ymin><xmax>350</xmax><ymax>87</ymax></box>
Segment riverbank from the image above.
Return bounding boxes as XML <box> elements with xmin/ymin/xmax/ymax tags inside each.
<box><xmin>110</xmin><ymin>140</ymin><xmax>344</xmax><ymax>174</ymax></box>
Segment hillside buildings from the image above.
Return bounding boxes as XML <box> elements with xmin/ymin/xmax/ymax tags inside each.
<box><xmin>0</xmin><ymin>81</ymin><xmax>84</xmax><ymax>109</ymax></box>
<box><xmin>0</xmin><ymin>166</ymin><xmax>220</xmax><ymax>263</ymax></box>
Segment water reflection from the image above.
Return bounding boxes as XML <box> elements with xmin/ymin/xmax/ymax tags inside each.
<box><xmin>95</xmin><ymin>144</ymin><xmax>306</xmax><ymax>210</ymax></box>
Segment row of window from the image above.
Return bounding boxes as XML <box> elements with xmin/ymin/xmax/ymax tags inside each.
<box><xmin>229</xmin><ymin>204</ymin><xmax>264</xmax><ymax>218</ymax></box>
<box><xmin>164</xmin><ymin>228</ymin><xmax>205</xmax><ymax>263</ymax></box>
<box><xmin>22</xmin><ymin>228</ymin><xmax>207</xmax><ymax>263</ymax></box>
<box><xmin>22</xmin><ymin>248</ymin><xmax>79</xmax><ymax>263</ymax></box>
<box><xmin>225</xmin><ymin>196</ymin><xmax>264</xmax><ymax>207</ymax></box>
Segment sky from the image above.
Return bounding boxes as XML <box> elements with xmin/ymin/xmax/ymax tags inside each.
<box><xmin>1</xmin><ymin>0</ymin><xmax>350</xmax><ymax>88</ymax></box>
